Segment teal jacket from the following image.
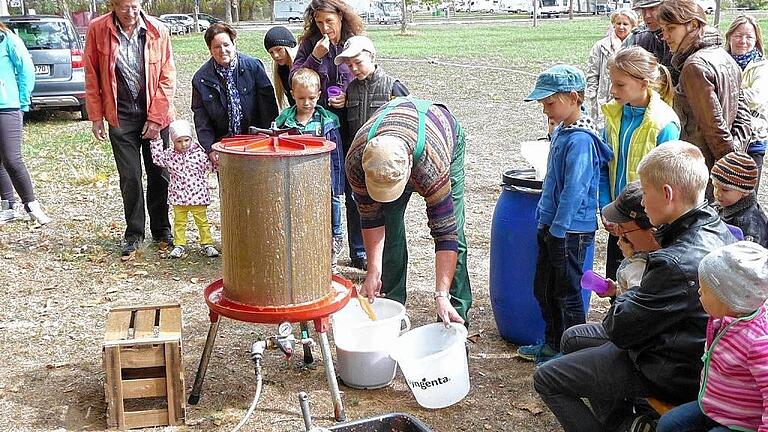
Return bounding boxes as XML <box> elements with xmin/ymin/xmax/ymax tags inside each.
<box><xmin>0</xmin><ymin>30</ymin><xmax>34</xmax><ymax>111</ymax></box>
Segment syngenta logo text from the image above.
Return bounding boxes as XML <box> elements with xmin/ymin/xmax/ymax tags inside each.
<box><xmin>409</xmin><ymin>377</ymin><xmax>451</xmax><ymax>390</ymax></box>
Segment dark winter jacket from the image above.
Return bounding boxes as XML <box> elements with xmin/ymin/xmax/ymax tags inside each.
<box><xmin>718</xmin><ymin>193</ymin><xmax>768</xmax><ymax>248</ymax></box>
<box><xmin>671</xmin><ymin>28</ymin><xmax>753</xmax><ymax>170</ymax></box>
<box><xmin>191</xmin><ymin>53</ymin><xmax>279</xmax><ymax>154</ymax></box>
<box><xmin>603</xmin><ymin>203</ymin><xmax>736</xmax><ymax>404</ymax></box>
<box><xmin>624</xmin><ymin>26</ymin><xmax>676</xmax><ymax>84</ymax></box>
<box><xmin>346</xmin><ymin>66</ymin><xmax>409</xmax><ymax>136</ymax></box>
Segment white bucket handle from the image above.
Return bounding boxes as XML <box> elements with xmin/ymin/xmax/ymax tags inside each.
<box><xmin>399</xmin><ymin>314</ymin><xmax>411</xmax><ymax>335</ymax></box>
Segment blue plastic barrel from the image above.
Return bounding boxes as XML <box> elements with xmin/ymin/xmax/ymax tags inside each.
<box><xmin>490</xmin><ymin>169</ymin><xmax>594</xmax><ymax>346</ymax></box>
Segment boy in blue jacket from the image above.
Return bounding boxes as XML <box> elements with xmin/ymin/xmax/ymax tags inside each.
<box><xmin>518</xmin><ymin>65</ymin><xmax>613</xmax><ymax>365</ymax></box>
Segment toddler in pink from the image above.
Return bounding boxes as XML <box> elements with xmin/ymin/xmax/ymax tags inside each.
<box><xmin>657</xmin><ymin>241</ymin><xmax>768</xmax><ymax>432</ymax></box>
<box><xmin>150</xmin><ymin>120</ymin><xmax>219</xmax><ymax>258</ymax></box>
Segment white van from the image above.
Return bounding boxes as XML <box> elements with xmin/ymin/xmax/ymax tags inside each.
<box><xmin>501</xmin><ymin>0</ymin><xmax>532</xmax><ymax>13</ymax></box>
<box><xmin>539</xmin><ymin>0</ymin><xmax>567</xmax><ymax>17</ymax></box>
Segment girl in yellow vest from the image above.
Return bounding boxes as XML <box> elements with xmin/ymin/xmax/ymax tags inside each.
<box><xmin>599</xmin><ymin>46</ymin><xmax>680</xmax><ymax>280</ymax></box>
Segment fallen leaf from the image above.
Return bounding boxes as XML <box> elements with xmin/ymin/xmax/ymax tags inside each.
<box><xmin>510</xmin><ymin>399</ymin><xmax>544</xmax><ymax>415</ymax></box>
<box><xmin>132</xmin><ymin>270</ymin><xmax>148</xmax><ymax>277</ymax></box>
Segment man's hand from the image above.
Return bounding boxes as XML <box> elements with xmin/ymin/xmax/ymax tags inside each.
<box><xmin>208</xmin><ymin>151</ymin><xmax>219</xmax><ymax>169</ymax></box>
<box><xmin>436</xmin><ymin>296</ymin><xmax>464</xmax><ymax>327</ymax></box>
<box><xmin>361</xmin><ymin>270</ymin><xmax>382</xmax><ymax>303</ymax></box>
<box><xmin>312</xmin><ymin>34</ymin><xmax>330</xmax><ymax>59</ymax></box>
<box><xmin>141</xmin><ymin>120</ymin><xmax>162</xmax><ymax>140</ymax></box>
<box><xmin>328</xmin><ymin>92</ymin><xmax>346</xmax><ymax>108</ymax></box>
<box><xmin>92</xmin><ymin>120</ymin><xmax>107</xmax><ymax>141</ymax></box>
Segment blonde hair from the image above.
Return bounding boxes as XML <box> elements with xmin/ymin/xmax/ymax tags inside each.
<box><xmin>553</xmin><ymin>91</ymin><xmax>586</xmax><ymax>106</ymax></box>
<box><xmin>637</xmin><ymin>140</ymin><xmax>708</xmax><ymax>206</ymax></box>
<box><xmin>610</xmin><ymin>8</ymin><xmax>638</xmax><ymax>27</ymax></box>
<box><xmin>609</xmin><ymin>46</ymin><xmax>674</xmax><ymax>104</ymax></box>
<box><xmin>725</xmin><ymin>14</ymin><xmax>764</xmax><ymax>56</ymax></box>
<box><xmin>291</xmin><ymin>68</ymin><xmax>321</xmax><ymax>92</ymax></box>
<box><xmin>271</xmin><ymin>46</ymin><xmax>297</xmax><ymax>110</ymax></box>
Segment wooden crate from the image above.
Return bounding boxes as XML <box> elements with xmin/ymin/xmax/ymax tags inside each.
<box><xmin>103</xmin><ymin>303</ymin><xmax>185</xmax><ymax>429</ymax></box>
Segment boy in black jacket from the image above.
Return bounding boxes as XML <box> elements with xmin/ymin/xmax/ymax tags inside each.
<box><xmin>711</xmin><ymin>151</ymin><xmax>768</xmax><ymax>247</ymax></box>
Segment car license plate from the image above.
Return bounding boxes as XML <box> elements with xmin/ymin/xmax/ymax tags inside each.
<box><xmin>35</xmin><ymin>64</ymin><xmax>50</xmax><ymax>76</ymax></box>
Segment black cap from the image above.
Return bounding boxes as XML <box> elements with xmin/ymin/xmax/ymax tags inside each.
<box><xmin>601</xmin><ymin>181</ymin><xmax>652</xmax><ymax>229</ymax></box>
<box><xmin>264</xmin><ymin>26</ymin><xmax>297</xmax><ymax>51</ymax></box>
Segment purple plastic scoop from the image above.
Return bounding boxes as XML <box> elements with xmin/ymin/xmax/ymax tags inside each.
<box><xmin>327</xmin><ymin>85</ymin><xmax>342</xmax><ymax>99</ymax></box>
<box><xmin>581</xmin><ymin>270</ymin><xmax>612</xmax><ymax>296</ymax></box>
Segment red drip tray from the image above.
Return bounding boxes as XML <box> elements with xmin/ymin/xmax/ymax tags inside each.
<box><xmin>204</xmin><ymin>275</ymin><xmax>353</xmax><ymax>323</ymax></box>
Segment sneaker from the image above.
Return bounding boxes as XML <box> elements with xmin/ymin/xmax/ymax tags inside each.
<box><xmin>517</xmin><ymin>343</ymin><xmax>547</xmax><ymax>362</ymax></box>
<box><xmin>535</xmin><ymin>348</ymin><xmax>563</xmax><ymax>366</ymax></box>
<box><xmin>25</xmin><ymin>200</ymin><xmax>51</xmax><ymax>225</ymax></box>
<box><xmin>351</xmin><ymin>257</ymin><xmax>368</xmax><ymax>271</ymax></box>
<box><xmin>120</xmin><ymin>239</ymin><xmax>142</xmax><ymax>261</ymax></box>
<box><xmin>201</xmin><ymin>245</ymin><xmax>219</xmax><ymax>257</ymax></box>
<box><xmin>169</xmin><ymin>246</ymin><xmax>185</xmax><ymax>259</ymax></box>
<box><xmin>0</xmin><ymin>208</ymin><xmax>16</xmax><ymax>224</ymax></box>
<box><xmin>623</xmin><ymin>415</ymin><xmax>656</xmax><ymax>432</ymax></box>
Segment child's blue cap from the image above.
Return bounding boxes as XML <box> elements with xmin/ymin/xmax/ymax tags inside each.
<box><xmin>524</xmin><ymin>65</ymin><xmax>586</xmax><ymax>102</ymax></box>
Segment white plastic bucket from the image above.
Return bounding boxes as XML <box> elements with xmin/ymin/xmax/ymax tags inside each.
<box><xmin>332</xmin><ymin>298</ymin><xmax>410</xmax><ymax>389</ymax></box>
<box><xmin>389</xmin><ymin>323</ymin><xmax>469</xmax><ymax>409</ymax></box>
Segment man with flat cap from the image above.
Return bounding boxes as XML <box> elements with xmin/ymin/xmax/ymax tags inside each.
<box><xmin>345</xmin><ymin>97</ymin><xmax>471</xmax><ymax>326</ymax></box>
<box><xmin>623</xmin><ymin>0</ymin><xmax>676</xmax><ymax>83</ymax></box>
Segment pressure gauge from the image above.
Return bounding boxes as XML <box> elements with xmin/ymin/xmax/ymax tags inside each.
<box><xmin>277</xmin><ymin>322</ymin><xmax>293</xmax><ymax>337</ymax></box>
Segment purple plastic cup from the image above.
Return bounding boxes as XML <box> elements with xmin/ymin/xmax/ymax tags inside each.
<box><xmin>327</xmin><ymin>85</ymin><xmax>342</xmax><ymax>99</ymax></box>
<box><xmin>580</xmin><ymin>270</ymin><xmax>612</xmax><ymax>296</ymax></box>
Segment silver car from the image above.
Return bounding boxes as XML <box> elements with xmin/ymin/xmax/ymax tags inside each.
<box><xmin>0</xmin><ymin>14</ymin><xmax>87</xmax><ymax>119</ymax></box>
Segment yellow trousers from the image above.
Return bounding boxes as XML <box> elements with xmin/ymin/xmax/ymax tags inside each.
<box><xmin>172</xmin><ymin>205</ymin><xmax>213</xmax><ymax>246</ymax></box>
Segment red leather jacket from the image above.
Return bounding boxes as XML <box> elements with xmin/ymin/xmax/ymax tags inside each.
<box><xmin>84</xmin><ymin>12</ymin><xmax>176</xmax><ymax>128</ymax></box>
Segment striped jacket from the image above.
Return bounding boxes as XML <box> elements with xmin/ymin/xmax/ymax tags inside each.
<box><xmin>699</xmin><ymin>305</ymin><xmax>768</xmax><ymax>431</ymax></box>
<box><xmin>346</xmin><ymin>101</ymin><xmax>462</xmax><ymax>252</ymax></box>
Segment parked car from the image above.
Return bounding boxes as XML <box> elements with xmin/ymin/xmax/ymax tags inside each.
<box><xmin>590</xmin><ymin>3</ymin><xmax>612</xmax><ymax>14</ymax></box>
<box><xmin>159</xmin><ymin>17</ymin><xmax>188</xmax><ymax>35</ymax></box>
<box><xmin>159</xmin><ymin>13</ymin><xmax>207</xmax><ymax>32</ymax></box>
<box><xmin>188</xmin><ymin>13</ymin><xmax>221</xmax><ymax>24</ymax></box>
<box><xmin>0</xmin><ymin>14</ymin><xmax>87</xmax><ymax>119</ymax></box>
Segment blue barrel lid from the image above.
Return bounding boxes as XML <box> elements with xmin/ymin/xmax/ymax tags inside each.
<box><xmin>502</xmin><ymin>169</ymin><xmax>543</xmax><ymax>190</ymax></box>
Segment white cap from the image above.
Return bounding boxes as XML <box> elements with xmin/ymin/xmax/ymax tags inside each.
<box><xmin>334</xmin><ymin>36</ymin><xmax>376</xmax><ymax>65</ymax></box>
<box><xmin>169</xmin><ymin>119</ymin><xmax>194</xmax><ymax>141</ymax></box>
<box><xmin>362</xmin><ymin>135</ymin><xmax>411</xmax><ymax>203</ymax></box>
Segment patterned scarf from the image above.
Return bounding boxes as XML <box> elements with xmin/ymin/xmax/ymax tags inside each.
<box><xmin>731</xmin><ymin>48</ymin><xmax>762</xmax><ymax>71</ymax></box>
<box><xmin>214</xmin><ymin>56</ymin><xmax>242</xmax><ymax>136</ymax></box>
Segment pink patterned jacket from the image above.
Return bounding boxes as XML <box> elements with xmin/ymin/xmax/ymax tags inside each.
<box><xmin>150</xmin><ymin>138</ymin><xmax>213</xmax><ymax>206</ymax></box>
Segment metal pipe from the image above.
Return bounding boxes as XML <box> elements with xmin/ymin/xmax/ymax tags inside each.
<box><xmin>298</xmin><ymin>392</ymin><xmax>312</xmax><ymax>431</ymax></box>
<box><xmin>318</xmin><ymin>331</ymin><xmax>346</xmax><ymax>422</ymax></box>
<box><xmin>188</xmin><ymin>319</ymin><xmax>221</xmax><ymax>405</ymax></box>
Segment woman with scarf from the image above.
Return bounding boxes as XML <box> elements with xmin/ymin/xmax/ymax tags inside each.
<box><xmin>726</xmin><ymin>15</ymin><xmax>767</xmax><ymax>191</ymax></box>
<box><xmin>657</xmin><ymin>0</ymin><xmax>752</xmax><ymax>198</ymax></box>
<box><xmin>192</xmin><ymin>23</ymin><xmax>279</xmax><ymax>167</ymax></box>
<box><xmin>292</xmin><ymin>0</ymin><xmax>368</xmax><ymax>270</ymax></box>
<box><xmin>586</xmin><ymin>8</ymin><xmax>639</xmax><ymax>127</ymax></box>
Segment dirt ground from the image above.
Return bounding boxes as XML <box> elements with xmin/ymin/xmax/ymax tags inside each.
<box><xmin>0</xmin><ymin>55</ymin><xmax>618</xmax><ymax>432</ymax></box>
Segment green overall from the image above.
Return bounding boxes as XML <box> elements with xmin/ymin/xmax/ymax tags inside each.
<box><xmin>366</xmin><ymin>97</ymin><xmax>472</xmax><ymax>322</ymax></box>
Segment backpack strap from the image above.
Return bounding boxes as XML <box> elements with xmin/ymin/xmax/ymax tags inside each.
<box><xmin>366</xmin><ymin>96</ymin><xmax>434</xmax><ymax>163</ymax></box>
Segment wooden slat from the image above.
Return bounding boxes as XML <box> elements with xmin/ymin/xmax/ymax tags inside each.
<box><xmin>133</xmin><ymin>309</ymin><xmax>155</xmax><ymax>339</ymax></box>
<box><xmin>159</xmin><ymin>307</ymin><xmax>181</xmax><ymax>339</ymax></box>
<box><xmin>119</xmin><ymin>345</ymin><xmax>165</xmax><ymax>369</ymax></box>
<box><xmin>104</xmin><ymin>336</ymin><xmax>181</xmax><ymax>347</ymax></box>
<box><xmin>122</xmin><ymin>378</ymin><xmax>167</xmax><ymax>399</ymax></box>
<box><xmin>110</xmin><ymin>303</ymin><xmax>179</xmax><ymax>312</ymax></box>
<box><xmin>123</xmin><ymin>409</ymin><xmax>170</xmax><ymax>429</ymax></box>
<box><xmin>164</xmin><ymin>342</ymin><xmax>185</xmax><ymax>425</ymax></box>
<box><xmin>104</xmin><ymin>310</ymin><xmax>132</xmax><ymax>342</ymax></box>
<box><xmin>103</xmin><ymin>346</ymin><xmax>125</xmax><ymax>428</ymax></box>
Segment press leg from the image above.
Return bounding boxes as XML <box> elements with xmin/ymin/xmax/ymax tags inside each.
<box><xmin>317</xmin><ymin>330</ymin><xmax>346</xmax><ymax>422</ymax></box>
<box><xmin>188</xmin><ymin>312</ymin><xmax>221</xmax><ymax>405</ymax></box>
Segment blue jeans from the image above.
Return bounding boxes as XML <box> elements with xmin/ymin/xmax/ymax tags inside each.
<box><xmin>533</xmin><ymin>228</ymin><xmax>594</xmax><ymax>348</ymax></box>
<box><xmin>331</xmin><ymin>194</ymin><xmax>343</xmax><ymax>237</ymax></box>
<box><xmin>657</xmin><ymin>401</ymin><xmax>730</xmax><ymax>432</ymax></box>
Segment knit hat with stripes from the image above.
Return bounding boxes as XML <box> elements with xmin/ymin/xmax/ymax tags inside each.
<box><xmin>711</xmin><ymin>151</ymin><xmax>758</xmax><ymax>194</ymax></box>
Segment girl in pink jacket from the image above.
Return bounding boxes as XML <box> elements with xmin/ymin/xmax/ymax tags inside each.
<box><xmin>150</xmin><ymin>120</ymin><xmax>218</xmax><ymax>258</ymax></box>
<box><xmin>657</xmin><ymin>241</ymin><xmax>768</xmax><ymax>432</ymax></box>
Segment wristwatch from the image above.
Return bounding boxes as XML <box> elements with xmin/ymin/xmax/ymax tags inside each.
<box><xmin>433</xmin><ymin>291</ymin><xmax>451</xmax><ymax>300</ymax></box>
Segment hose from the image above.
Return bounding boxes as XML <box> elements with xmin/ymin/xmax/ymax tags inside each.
<box><xmin>231</xmin><ymin>341</ymin><xmax>266</xmax><ymax>432</ymax></box>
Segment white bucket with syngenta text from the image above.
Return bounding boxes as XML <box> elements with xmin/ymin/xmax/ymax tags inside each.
<box><xmin>389</xmin><ymin>323</ymin><xmax>469</xmax><ymax>409</ymax></box>
<box><xmin>331</xmin><ymin>297</ymin><xmax>410</xmax><ymax>389</ymax></box>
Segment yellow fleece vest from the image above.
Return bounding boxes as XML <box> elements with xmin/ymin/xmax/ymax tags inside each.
<box><xmin>602</xmin><ymin>90</ymin><xmax>678</xmax><ymax>199</ymax></box>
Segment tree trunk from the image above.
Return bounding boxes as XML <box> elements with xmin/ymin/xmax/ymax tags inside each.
<box><xmin>270</xmin><ymin>0</ymin><xmax>275</xmax><ymax>22</ymax></box>
<box><xmin>568</xmin><ymin>0</ymin><xmax>573</xmax><ymax>19</ymax></box>
<box><xmin>232</xmin><ymin>0</ymin><xmax>240</xmax><ymax>22</ymax></box>
<box><xmin>400</xmin><ymin>0</ymin><xmax>407</xmax><ymax>33</ymax></box>
<box><xmin>225</xmin><ymin>0</ymin><xmax>233</xmax><ymax>23</ymax></box>
<box><xmin>58</xmin><ymin>0</ymin><xmax>71</xmax><ymax>18</ymax></box>
<box><xmin>713</xmin><ymin>0</ymin><xmax>721</xmax><ymax>27</ymax></box>
<box><xmin>532</xmin><ymin>0</ymin><xmax>538</xmax><ymax>27</ymax></box>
